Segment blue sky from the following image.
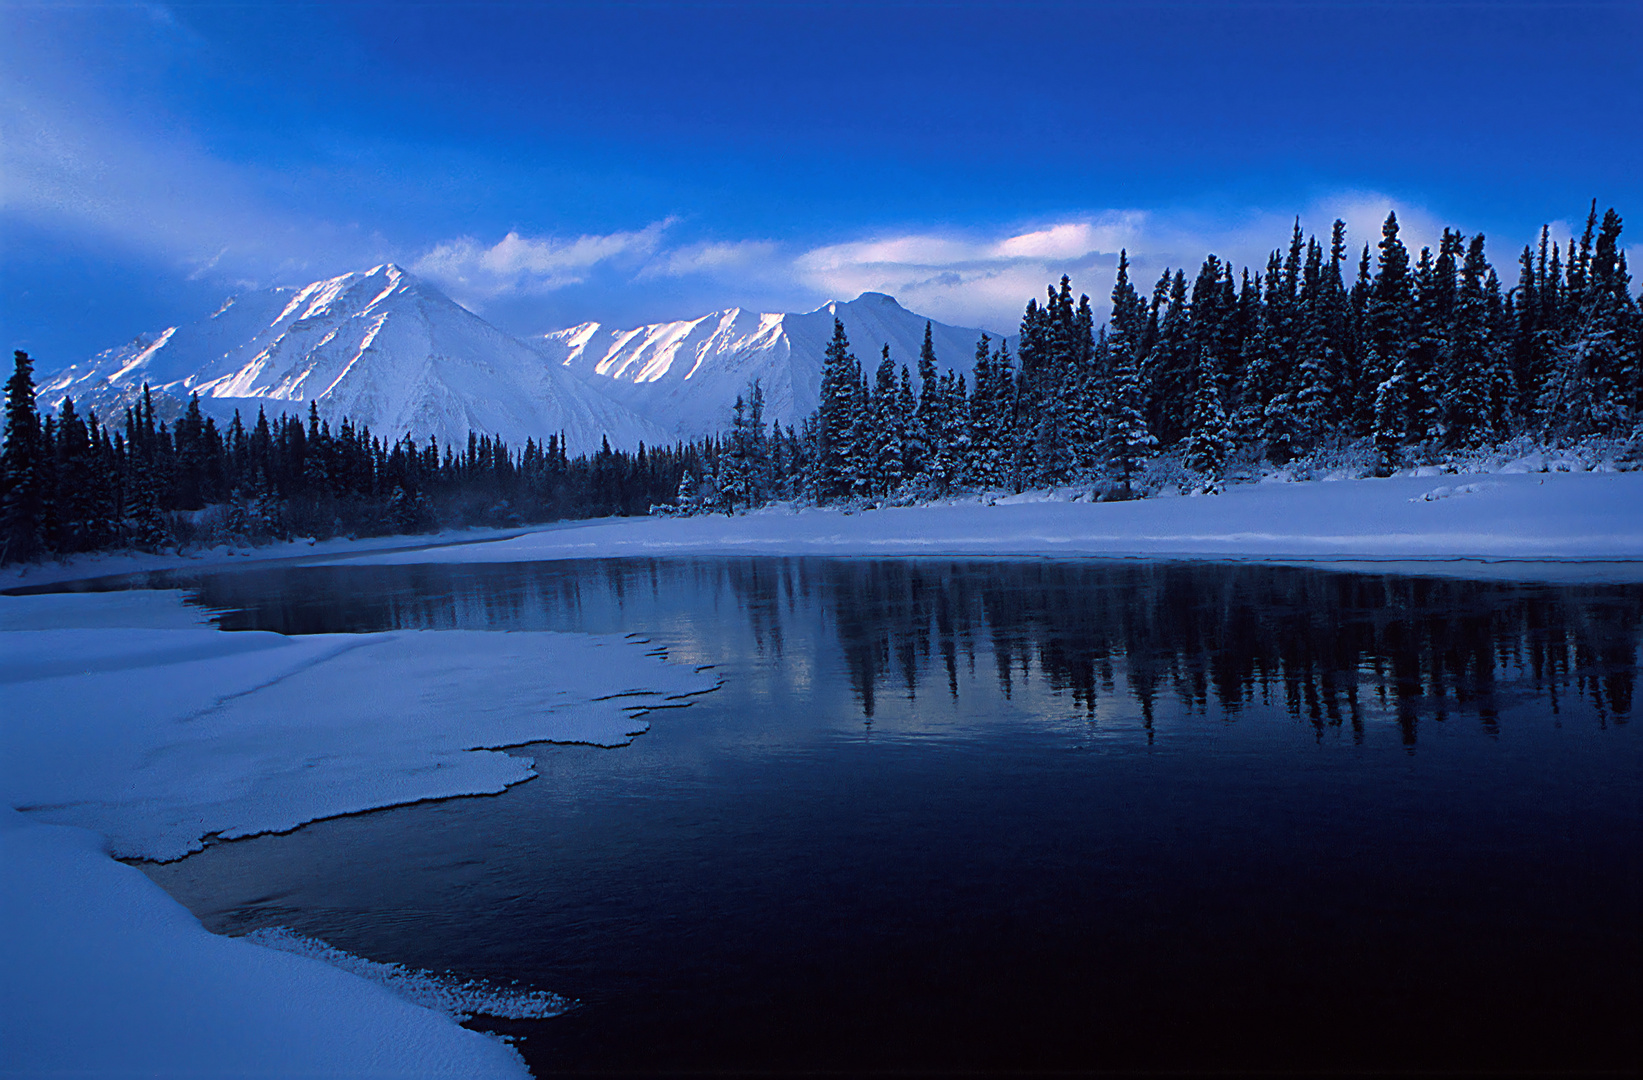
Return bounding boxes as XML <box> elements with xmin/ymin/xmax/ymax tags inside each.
<box><xmin>3</xmin><ymin>0</ymin><xmax>1639</xmax><ymax>366</ymax></box>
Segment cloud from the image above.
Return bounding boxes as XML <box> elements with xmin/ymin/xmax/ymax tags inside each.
<box><xmin>412</xmin><ymin>220</ymin><xmax>676</xmax><ymax>300</ymax></box>
<box><xmin>0</xmin><ymin>67</ymin><xmax>393</xmax><ymax>286</ymax></box>
<box><xmin>410</xmin><ymin>193</ymin><xmax>1496</xmax><ymax>337</ymax></box>
<box><xmin>636</xmin><ymin>239</ymin><xmax>781</xmax><ymax>280</ymax></box>
<box><xmin>787</xmin><ymin>195</ymin><xmax>1456</xmax><ymax>332</ymax></box>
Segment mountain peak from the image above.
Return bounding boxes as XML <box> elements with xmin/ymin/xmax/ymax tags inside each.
<box><xmin>40</xmin><ymin>264</ymin><xmax>670</xmax><ymax>455</ymax></box>
<box><xmin>851</xmin><ymin>291</ymin><xmax>903</xmax><ymax>308</ymax></box>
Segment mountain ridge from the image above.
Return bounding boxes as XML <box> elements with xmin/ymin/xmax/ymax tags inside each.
<box><xmin>38</xmin><ymin>265</ymin><xmax>671</xmax><ymax>456</ymax></box>
<box><xmin>536</xmin><ymin>291</ymin><xmax>1003</xmax><ymax>440</ymax></box>
<box><xmin>39</xmin><ymin>267</ymin><xmax>1007</xmax><ymax>452</ymax></box>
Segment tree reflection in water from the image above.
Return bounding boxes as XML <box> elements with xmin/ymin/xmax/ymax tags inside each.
<box><xmin>162</xmin><ymin>555</ymin><xmax>1639</xmax><ymax>745</ymax></box>
<box><xmin>714</xmin><ymin>560</ymin><xmax>1638</xmax><ymax>743</ymax></box>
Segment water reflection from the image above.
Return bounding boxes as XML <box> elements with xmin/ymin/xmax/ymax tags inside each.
<box><xmin>162</xmin><ymin>558</ymin><xmax>1641</xmax><ymax>746</ymax></box>
<box><xmin>775</xmin><ymin>561</ymin><xmax>1640</xmax><ymax>743</ymax></box>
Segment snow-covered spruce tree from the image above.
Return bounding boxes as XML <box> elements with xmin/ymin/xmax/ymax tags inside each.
<box><xmin>1015</xmin><ymin>296</ymin><xmax>1049</xmax><ymax>485</ymax></box>
<box><xmin>1102</xmin><ymin>251</ymin><xmax>1154</xmax><ymax>489</ymax></box>
<box><xmin>896</xmin><ymin>364</ymin><xmax>919</xmax><ymax>489</ymax></box>
<box><xmin>845</xmin><ymin>358</ymin><xmax>874</xmax><ymax>500</ymax></box>
<box><xmin>1183</xmin><ymin>347</ymin><xmax>1231</xmax><ymax>486</ymax></box>
<box><xmin>1030</xmin><ymin>275</ymin><xmax>1082</xmax><ymax>487</ymax></box>
<box><xmin>966</xmin><ymin>335</ymin><xmax>1002</xmax><ymax>488</ymax></box>
<box><xmin>867</xmin><ymin>347</ymin><xmax>907</xmax><ymax>498</ymax></box>
<box><xmin>1104</xmin><ymin>347</ymin><xmax>1156</xmax><ymax>498</ymax></box>
<box><xmin>1229</xmin><ymin>284</ymin><xmax>1272</xmax><ymax>453</ymax></box>
<box><xmin>1293</xmin><ymin>235</ymin><xmax>1343</xmax><ymax>450</ymax></box>
<box><xmin>978</xmin><ymin>338</ymin><xmax>1020</xmax><ymax>490</ymax></box>
<box><xmin>1</xmin><ymin>350</ymin><xmax>46</xmax><ymax>563</ymax></box>
<box><xmin>1423</xmin><ymin>234</ymin><xmax>1466</xmax><ymax>445</ymax></box>
<box><xmin>1541</xmin><ymin>206</ymin><xmax>1638</xmax><ymax>436</ymax></box>
<box><xmin>1260</xmin><ymin>242</ymin><xmax>1304</xmax><ymax>463</ymax></box>
<box><xmin>934</xmin><ymin>371</ymin><xmax>971</xmax><ymax>494</ymax></box>
<box><xmin>813</xmin><ymin>318</ymin><xmax>858</xmax><ymax>502</ymax></box>
<box><xmin>715</xmin><ymin>383</ymin><xmax>767</xmax><ymax>513</ymax></box>
<box><xmin>1143</xmin><ymin>270</ymin><xmax>1192</xmax><ymax>451</ymax></box>
<box><xmin>913</xmin><ymin>321</ymin><xmax>941</xmax><ymax>485</ymax></box>
<box><xmin>1068</xmin><ymin>292</ymin><xmax>1103</xmax><ymax>474</ymax></box>
<box><xmin>1444</xmin><ymin>234</ymin><xmax>1513</xmax><ymax>447</ymax></box>
<box><xmin>1363</xmin><ymin>212</ymin><xmax>1414</xmax><ymax>473</ymax></box>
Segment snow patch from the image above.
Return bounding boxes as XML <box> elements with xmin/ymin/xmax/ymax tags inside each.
<box><xmin>1413</xmin><ymin>481</ymin><xmax>1500</xmax><ymax>503</ymax></box>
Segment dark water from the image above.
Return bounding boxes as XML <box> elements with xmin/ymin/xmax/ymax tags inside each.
<box><xmin>108</xmin><ymin>559</ymin><xmax>1639</xmax><ymax>1075</ymax></box>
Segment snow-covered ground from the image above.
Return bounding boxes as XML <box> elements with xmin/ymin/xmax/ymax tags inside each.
<box><xmin>0</xmin><ymin>521</ymin><xmax>563</xmax><ymax>591</ymax></box>
<box><xmin>0</xmin><ymin>590</ymin><xmax>715</xmax><ymax>1078</ymax></box>
<box><xmin>338</xmin><ymin>472</ymin><xmax>1643</xmax><ymax>581</ymax></box>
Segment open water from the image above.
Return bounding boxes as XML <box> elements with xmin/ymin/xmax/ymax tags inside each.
<box><xmin>109</xmin><ymin>558</ymin><xmax>1640</xmax><ymax>1075</ymax></box>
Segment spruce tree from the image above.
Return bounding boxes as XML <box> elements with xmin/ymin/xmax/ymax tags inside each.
<box><xmin>1445</xmin><ymin>234</ymin><xmax>1510</xmax><ymax>446</ymax></box>
<box><xmin>868</xmin><ymin>347</ymin><xmax>906</xmax><ymax>497</ymax></box>
<box><xmin>914</xmin><ymin>322</ymin><xmax>941</xmax><ymax>481</ymax></box>
<box><xmin>1364</xmin><ymin>213</ymin><xmax>1414</xmax><ymax>471</ymax></box>
<box><xmin>1294</xmin><ymin>235</ymin><xmax>1339</xmax><ymax>449</ymax></box>
<box><xmin>1104</xmin><ymin>347</ymin><xmax>1156</xmax><ymax>498</ymax></box>
<box><xmin>815</xmin><ymin>318</ymin><xmax>857</xmax><ymax>501</ymax></box>
<box><xmin>1183</xmin><ymin>347</ymin><xmax>1231</xmax><ymax>486</ymax></box>
<box><xmin>1</xmin><ymin>351</ymin><xmax>45</xmax><ymax>562</ymax></box>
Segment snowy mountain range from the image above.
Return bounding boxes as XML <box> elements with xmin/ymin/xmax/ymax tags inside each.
<box><xmin>40</xmin><ymin>266</ymin><xmax>1002</xmax><ymax>453</ymax></box>
<box><xmin>537</xmin><ymin>292</ymin><xmax>997</xmax><ymax>440</ymax></box>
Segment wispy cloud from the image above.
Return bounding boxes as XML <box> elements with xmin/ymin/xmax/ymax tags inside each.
<box><xmin>412</xmin><ymin>220</ymin><xmax>677</xmax><ymax>300</ymax></box>
<box><xmin>0</xmin><ymin>74</ymin><xmax>393</xmax><ymax>285</ymax></box>
<box><xmin>405</xmin><ymin>195</ymin><xmax>1476</xmax><ymax>336</ymax></box>
<box><xmin>788</xmin><ymin>196</ymin><xmax>1452</xmax><ymax>331</ymax></box>
<box><xmin>635</xmin><ymin>239</ymin><xmax>781</xmax><ymax>280</ymax></box>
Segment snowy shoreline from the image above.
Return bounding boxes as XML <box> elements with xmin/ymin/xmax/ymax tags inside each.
<box><xmin>12</xmin><ymin>470</ymin><xmax>1643</xmax><ymax>594</ymax></box>
<box><xmin>337</xmin><ymin>471</ymin><xmax>1643</xmax><ymax>582</ymax></box>
<box><xmin>0</xmin><ymin>521</ymin><xmax>576</xmax><ymax>591</ymax></box>
<box><xmin>0</xmin><ymin>590</ymin><xmax>716</xmax><ymax>1078</ymax></box>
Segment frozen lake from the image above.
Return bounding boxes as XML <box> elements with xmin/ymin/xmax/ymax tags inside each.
<box><xmin>72</xmin><ymin>558</ymin><xmax>1641</xmax><ymax>1074</ymax></box>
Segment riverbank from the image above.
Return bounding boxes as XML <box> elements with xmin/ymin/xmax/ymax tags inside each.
<box><xmin>0</xmin><ymin>522</ymin><xmax>562</xmax><ymax>591</ymax></box>
<box><xmin>0</xmin><ymin>590</ymin><xmax>715</xmax><ymax>1078</ymax></box>
<box><xmin>14</xmin><ymin>472</ymin><xmax>1643</xmax><ymax>592</ymax></box>
<box><xmin>339</xmin><ymin>472</ymin><xmax>1643</xmax><ymax>581</ymax></box>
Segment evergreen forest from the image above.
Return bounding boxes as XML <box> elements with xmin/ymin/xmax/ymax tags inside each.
<box><xmin>687</xmin><ymin>204</ymin><xmax>1642</xmax><ymax>513</ymax></box>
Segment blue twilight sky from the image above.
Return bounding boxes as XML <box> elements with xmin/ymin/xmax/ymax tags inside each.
<box><xmin>2</xmin><ymin>0</ymin><xmax>1640</xmax><ymax>367</ymax></box>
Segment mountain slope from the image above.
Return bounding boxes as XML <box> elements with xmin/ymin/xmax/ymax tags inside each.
<box><xmin>40</xmin><ymin>266</ymin><xmax>670</xmax><ymax>455</ymax></box>
<box><xmin>536</xmin><ymin>293</ymin><xmax>1004</xmax><ymax>440</ymax></box>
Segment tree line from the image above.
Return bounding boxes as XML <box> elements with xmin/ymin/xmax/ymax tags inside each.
<box><xmin>0</xmin><ymin>359</ymin><xmax>693</xmax><ymax>564</ymax></box>
<box><xmin>4</xmin><ymin>202</ymin><xmax>1639</xmax><ymax>560</ymax></box>
<box><xmin>679</xmin><ymin>202</ymin><xmax>1640</xmax><ymax>511</ymax></box>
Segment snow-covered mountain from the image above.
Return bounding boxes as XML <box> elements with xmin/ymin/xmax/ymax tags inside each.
<box><xmin>40</xmin><ymin>265</ymin><xmax>670</xmax><ymax>456</ymax></box>
<box><xmin>536</xmin><ymin>292</ymin><xmax>1002</xmax><ymax>440</ymax></box>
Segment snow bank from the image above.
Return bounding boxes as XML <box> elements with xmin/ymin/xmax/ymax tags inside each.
<box><xmin>0</xmin><ymin>522</ymin><xmax>553</xmax><ymax>591</ymax></box>
<box><xmin>3</xmin><ymin>623</ymin><xmax>716</xmax><ymax>863</ymax></box>
<box><xmin>339</xmin><ymin>472</ymin><xmax>1643</xmax><ymax>573</ymax></box>
<box><xmin>0</xmin><ymin>809</ymin><xmax>533</xmax><ymax>1079</ymax></box>
<box><xmin>0</xmin><ymin>590</ymin><xmax>716</xmax><ymax>1077</ymax></box>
